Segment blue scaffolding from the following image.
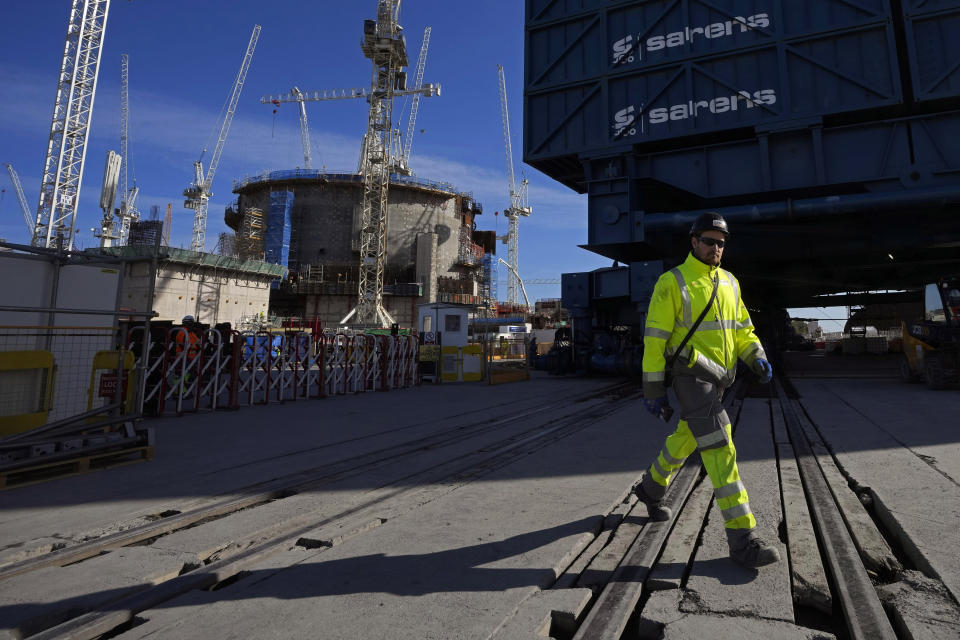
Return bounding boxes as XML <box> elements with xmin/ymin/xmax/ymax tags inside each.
<box><xmin>266</xmin><ymin>190</ymin><xmax>293</xmax><ymax>286</ymax></box>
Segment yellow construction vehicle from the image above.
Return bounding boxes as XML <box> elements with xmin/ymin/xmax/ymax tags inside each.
<box><xmin>900</xmin><ymin>278</ymin><xmax>960</xmax><ymax>389</ymax></box>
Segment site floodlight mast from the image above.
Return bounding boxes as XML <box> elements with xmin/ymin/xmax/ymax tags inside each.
<box><xmin>184</xmin><ymin>25</ymin><xmax>261</xmax><ymax>253</ymax></box>
<box><xmin>33</xmin><ymin>0</ymin><xmax>111</xmax><ymax>250</ymax></box>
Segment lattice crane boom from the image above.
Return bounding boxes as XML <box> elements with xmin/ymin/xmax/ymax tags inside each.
<box><xmin>497</xmin><ymin>64</ymin><xmax>532</xmax><ymax>306</ymax></box>
<box><xmin>261</xmin><ymin>84</ymin><xmax>439</xmax><ymax>107</ymax></box>
<box><xmin>290</xmin><ymin>86</ymin><xmax>312</xmax><ymax>170</ymax></box>
<box><xmin>33</xmin><ymin>0</ymin><xmax>111</xmax><ymax>250</ymax></box>
<box><xmin>497</xmin><ymin>64</ymin><xmax>517</xmax><ymax>204</ymax></box>
<box><xmin>116</xmin><ymin>53</ymin><xmax>139</xmax><ymax>244</ymax></box>
<box><xmin>401</xmin><ymin>26</ymin><xmax>431</xmax><ymax>172</ymax></box>
<box><xmin>184</xmin><ymin>25</ymin><xmax>260</xmax><ymax>252</ymax></box>
<box><xmin>262</xmin><ymin>83</ymin><xmax>440</xmax><ymax>178</ymax></box>
<box><xmin>4</xmin><ymin>163</ymin><xmax>34</xmax><ymax>236</ymax></box>
<box><xmin>496</xmin><ymin>257</ymin><xmax>530</xmax><ymax>309</ymax></box>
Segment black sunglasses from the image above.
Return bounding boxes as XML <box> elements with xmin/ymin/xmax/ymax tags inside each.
<box><xmin>697</xmin><ymin>236</ymin><xmax>726</xmax><ymax>248</ymax></box>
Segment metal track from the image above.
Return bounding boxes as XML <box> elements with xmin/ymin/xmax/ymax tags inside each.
<box><xmin>0</xmin><ymin>382</ymin><xmax>631</xmax><ymax>582</ymax></box>
<box><xmin>571</xmin><ymin>383</ymin><xmax>745</xmax><ymax>640</ymax></box>
<box><xmin>774</xmin><ymin>379</ymin><xmax>897</xmax><ymax>640</ymax></box>
<box><xmin>23</xmin><ymin>385</ymin><xmax>642</xmax><ymax>640</ymax></box>
<box><xmin>566</xmin><ymin>378</ymin><xmax>899</xmax><ymax>640</ymax></box>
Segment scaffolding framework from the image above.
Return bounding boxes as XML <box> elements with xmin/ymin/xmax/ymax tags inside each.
<box><xmin>237</xmin><ymin>207</ymin><xmax>264</xmax><ymax>260</ymax></box>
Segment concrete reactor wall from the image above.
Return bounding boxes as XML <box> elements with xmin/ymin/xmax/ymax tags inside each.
<box><xmin>235</xmin><ymin>176</ymin><xmax>461</xmax><ymax>277</ymax></box>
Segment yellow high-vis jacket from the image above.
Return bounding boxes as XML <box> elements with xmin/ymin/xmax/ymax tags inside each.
<box><xmin>642</xmin><ymin>253</ymin><xmax>766</xmax><ymax>399</ymax></box>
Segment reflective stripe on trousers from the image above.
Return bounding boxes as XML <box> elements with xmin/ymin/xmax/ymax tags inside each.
<box><xmin>645</xmin><ymin>376</ymin><xmax>755</xmax><ymax>530</ymax></box>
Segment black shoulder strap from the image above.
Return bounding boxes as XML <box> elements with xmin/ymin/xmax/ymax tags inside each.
<box><xmin>667</xmin><ymin>273</ymin><xmax>719</xmax><ymax>370</ymax></box>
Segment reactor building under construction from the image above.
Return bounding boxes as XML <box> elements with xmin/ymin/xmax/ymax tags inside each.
<box><xmin>226</xmin><ymin>169</ymin><xmax>497</xmax><ymax>329</ymax></box>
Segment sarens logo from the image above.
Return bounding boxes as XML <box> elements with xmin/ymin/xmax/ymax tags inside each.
<box><xmin>613</xmin><ymin>89</ymin><xmax>777</xmax><ymax>137</ymax></box>
<box><xmin>612</xmin><ymin>105</ymin><xmax>637</xmax><ymax>137</ymax></box>
<box><xmin>612</xmin><ymin>13</ymin><xmax>770</xmax><ymax>64</ymax></box>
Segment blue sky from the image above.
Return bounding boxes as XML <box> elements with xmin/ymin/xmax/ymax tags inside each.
<box><xmin>0</xmin><ymin>2</ymin><xmax>611</xmax><ymax>288</ymax></box>
<box><xmin>0</xmin><ymin>1</ymin><xmax>845</xmax><ymax>329</ymax></box>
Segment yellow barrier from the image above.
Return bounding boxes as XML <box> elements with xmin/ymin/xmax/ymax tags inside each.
<box><xmin>441</xmin><ymin>346</ymin><xmax>460</xmax><ymax>383</ymax></box>
<box><xmin>461</xmin><ymin>345</ymin><xmax>483</xmax><ymax>382</ymax></box>
<box><xmin>0</xmin><ymin>350</ymin><xmax>56</xmax><ymax>436</ymax></box>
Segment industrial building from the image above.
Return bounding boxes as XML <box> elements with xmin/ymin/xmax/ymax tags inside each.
<box><xmin>226</xmin><ymin>169</ymin><xmax>496</xmax><ymax>329</ymax></box>
<box><xmin>105</xmin><ymin>245</ymin><xmax>283</xmax><ymax>327</ymax></box>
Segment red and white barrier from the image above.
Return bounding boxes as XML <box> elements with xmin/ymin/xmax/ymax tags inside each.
<box><xmin>130</xmin><ymin>329</ymin><xmax>419</xmax><ymax>416</ymax></box>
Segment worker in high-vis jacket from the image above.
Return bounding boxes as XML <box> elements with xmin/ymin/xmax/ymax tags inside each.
<box><xmin>636</xmin><ymin>212</ymin><xmax>780</xmax><ymax>568</ymax></box>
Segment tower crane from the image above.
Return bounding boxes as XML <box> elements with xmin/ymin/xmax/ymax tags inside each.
<box><xmin>347</xmin><ymin>0</ymin><xmax>406</xmax><ymax>327</ymax></box>
<box><xmin>398</xmin><ymin>26</ymin><xmax>431</xmax><ymax>175</ymax></box>
<box><xmin>497</xmin><ymin>64</ymin><xmax>532</xmax><ymax>306</ymax></box>
<box><xmin>117</xmin><ymin>53</ymin><xmax>139</xmax><ymax>244</ymax></box>
<box><xmin>33</xmin><ymin>0</ymin><xmax>111</xmax><ymax>250</ymax></box>
<box><xmin>260</xmin><ymin>80</ymin><xmax>439</xmax><ymax>173</ymax></box>
<box><xmin>4</xmin><ymin>164</ymin><xmax>35</xmax><ymax>238</ymax></box>
<box><xmin>259</xmin><ymin>4</ymin><xmax>439</xmax><ymax>326</ymax></box>
<box><xmin>184</xmin><ymin>25</ymin><xmax>260</xmax><ymax>253</ymax></box>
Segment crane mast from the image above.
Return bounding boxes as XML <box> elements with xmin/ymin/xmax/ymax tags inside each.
<box><xmin>33</xmin><ymin>0</ymin><xmax>111</xmax><ymax>250</ymax></box>
<box><xmin>399</xmin><ymin>26</ymin><xmax>431</xmax><ymax>174</ymax></box>
<box><xmin>290</xmin><ymin>86</ymin><xmax>312</xmax><ymax>169</ymax></box>
<box><xmin>497</xmin><ymin>64</ymin><xmax>532</xmax><ymax>306</ymax></box>
<box><xmin>4</xmin><ymin>163</ymin><xmax>35</xmax><ymax>237</ymax></box>
<box><xmin>184</xmin><ymin>25</ymin><xmax>261</xmax><ymax>252</ymax></box>
<box><xmin>341</xmin><ymin>0</ymin><xmax>408</xmax><ymax>327</ymax></box>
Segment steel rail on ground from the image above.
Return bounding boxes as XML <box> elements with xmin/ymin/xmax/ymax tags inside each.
<box><xmin>570</xmin><ymin>381</ymin><xmax>746</xmax><ymax>640</ymax></box>
<box><xmin>0</xmin><ymin>380</ymin><xmax>634</xmax><ymax>583</ymax></box>
<box><xmin>21</xmin><ymin>384</ymin><xmax>643</xmax><ymax>640</ymax></box>
<box><xmin>774</xmin><ymin>379</ymin><xmax>897</xmax><ymax>640</ymax></box>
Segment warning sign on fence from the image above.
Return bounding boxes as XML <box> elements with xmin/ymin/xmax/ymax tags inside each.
<box><xmin>98</xmin><ymin>373</ymin><xmax>129</xmax><ymax>399</ymax></box>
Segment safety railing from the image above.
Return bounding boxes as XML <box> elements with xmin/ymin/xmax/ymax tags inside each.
<box><xmin>129</xmin><ymin>328</ymin><xmax>420</xmax><ymax>416</ymax></box>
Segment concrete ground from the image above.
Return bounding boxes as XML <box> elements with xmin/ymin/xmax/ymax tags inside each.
<box><xmin>1</xmin><ymin>357</ymin><xmax>959</xmax><ymax>639</ymax></box>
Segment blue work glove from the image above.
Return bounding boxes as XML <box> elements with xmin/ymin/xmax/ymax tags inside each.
<box><xmin>756</xmin><ymin>358</ymin><xmax>773</xmax><ymax>384</ymax></box>
<box><xmin>643</xmin><ymin>396</ymin><xmax>667</xmax><ymax>416</ymax></box>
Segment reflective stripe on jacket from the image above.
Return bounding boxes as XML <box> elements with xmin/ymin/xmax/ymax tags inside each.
<box><xmin>641</xmin><ymin>253</ymin><xmax>766</xmax><ymax>399</ymax></box>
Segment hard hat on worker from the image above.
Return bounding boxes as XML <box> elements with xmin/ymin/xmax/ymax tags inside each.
<box><xmin>689</xmin><ymin>212</ymin><xmax>729</xmax><ymax>237</ymax></box>
<box><xmin>182</xmin><ymin>315</ymin><xmax>195</xmax><ymax>324</ymax></box>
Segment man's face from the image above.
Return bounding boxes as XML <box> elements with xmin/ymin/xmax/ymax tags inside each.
<box><xmin>691</xmin><ymin>229</ymin><xmax>726</xmax><ymax>266</ymax></box>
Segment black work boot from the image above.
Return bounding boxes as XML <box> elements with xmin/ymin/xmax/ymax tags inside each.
<box><xmin>634</xmin><ymin>478</ymin><xmax>672</xmax><ymax>522</ymax></box>
<box><xmin>727</xmin><ymin>528</ymin><xmax>781</xmax><ymax>568</ymax></box>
